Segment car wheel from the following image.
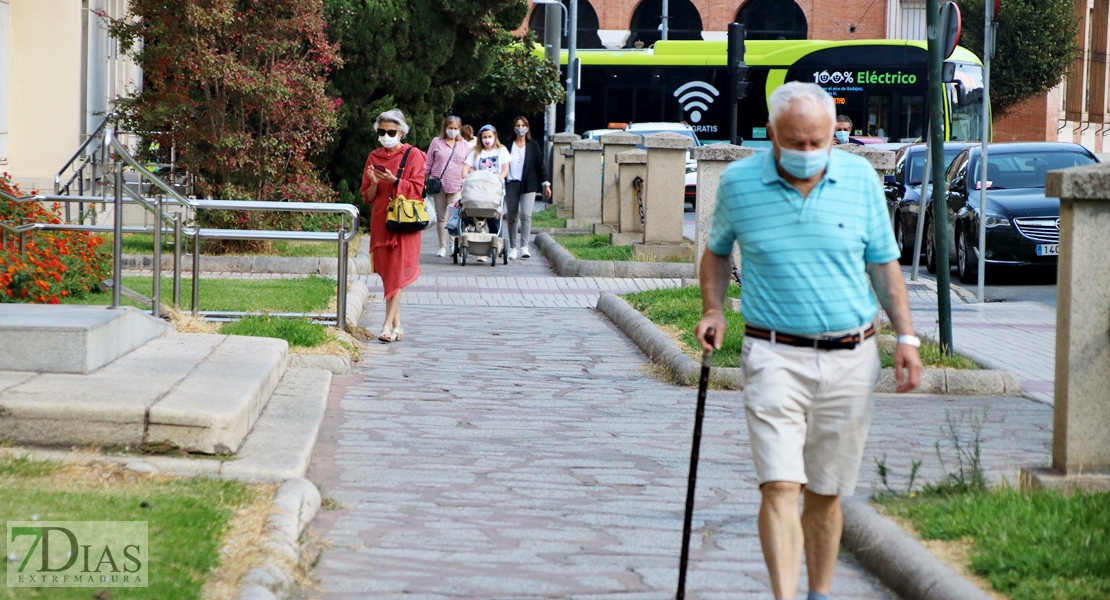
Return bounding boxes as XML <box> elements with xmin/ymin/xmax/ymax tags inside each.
<box><xmin>958</xmin><ymin>230</ymin><xmax>979</xmax><ymax>284</ymax></box>
<box><xmin>894</xmin><ymin>212</ymin><xmax>912</xmax><ymax>265</ymax></box>
<box><xmin>925</xmin><ymin>222</ymin><xmax>938</xmax><ymax>275</ymax></box>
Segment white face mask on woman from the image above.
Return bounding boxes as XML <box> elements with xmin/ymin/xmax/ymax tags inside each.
<box><xmin>515</xmin><ymin>128</ymin><xmax>528</xmax><ymax>137</ymax></box>
<box><xmin>379</xmin><ymin>135</ymin><xmax>400</xmax><ymax>149</ymax></box>
<box><xmin>482</xmin><ymin>137</ymin><xmax>495</xmax><ymax>148</ymax></box>
<box><xmin>446</xmin><ymin>129</ymin><xmax>459</xmax><ymax>139</ymax></box>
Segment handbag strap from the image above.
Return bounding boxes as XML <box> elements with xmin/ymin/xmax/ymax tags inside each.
<box><xmin>390</xmin><ymin>146</ymin><xmax>414</xmax><ymax>200</ymax></box>
<box><xmin>437</xmin><ymin>140</ymin><xmax>457</xmax><ymax>179</ymax></box>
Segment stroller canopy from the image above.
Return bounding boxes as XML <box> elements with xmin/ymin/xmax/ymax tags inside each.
<box><xmin>461</xmin><ymin>170</ymin><xmax>503</xmax><ymax>212</ymax></box>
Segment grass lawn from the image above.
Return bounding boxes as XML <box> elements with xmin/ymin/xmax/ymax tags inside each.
<box><xmin>877</xmin><ymin>322</ymin><xmax>979</xmax><ymax>370</ymax></box>
<box><xmin>0</xmin><ymin>453</ymin><xmax>262</xmax><ymax>599</ymax></box>
<box><xmin>101</xmin><ymin>233</ymin><xmax>358</xmax><ymax>258</ymax></box>
<box><xmin>221</xmin><ymin>315</ymin><xmax>329</xmax><ymax>347</ymax></box>
<box><xmin>531</xmin><ymin>208</ymin><xmax>566</xmax><ymax>229</ymax></box>
<box><xmin>553</xmin><ymin>234</ymin><xmax>693</xmax><ymax>263</ymax></box>
<box><xmin>877</xmin><ymin>488</ymin><xmax>1110</xmax><ymax>600</ymax></box>
<box><xmin>62</xmin><ymin>275</ymin><xmax>336</xmax><ymax>313</ymax></box>
<box><xmin>623</xmin><ymin>285</ymin><xmax>743</xmax><ymax>368</ymax></box>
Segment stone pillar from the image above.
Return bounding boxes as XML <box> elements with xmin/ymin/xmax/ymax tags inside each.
<box><xmin>598</xmin><ymin>132</ymin><xmax>642</xmax><ymax>234</ymax></box>
<box><xmin>634</xmin><ymin>132</ymin><xmax>693</xmax><ymax>261</ymax></box>
<box><xmin>559</xmin><ymin>146</ymin><xmax>575</xmax><ymax>219</ymax></box>
<box><xmin>567</xmin><ymin>139</ymin><xmax>604</xmax><ymax>229</ymax></box>
<box><xmin>551</xmin><ymin>132</ymin><xmax>579</xmax><ymax>214</ymax></box>
<box><xmin>692</xmin><ymin>144</ymin><xmax>753</xmax><ymax>277</ymax></box>
<box><xmin>1030</xmin><ymin>163</ymin><xmax>1110</xmax><ymax>488</ymax></box>
<box><xmin>613</xmin><ymin>149</ymin><xmax>646</xmax><ymax>246</ymax></box>
<box><xmin>833</xmin><ymin>145</ymin><xmax>895</xmax><ymax>174</ymax></box>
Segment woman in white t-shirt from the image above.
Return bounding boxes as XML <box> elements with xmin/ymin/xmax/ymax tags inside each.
<box><xmin>461</xmin><ymin>125</ymin><xmax>511</xmax><ymax>180</ymax></box>
<box><xmin>460</xmin><ymin>125</ymin><xmax>510</xmax><ymax>262</ymax></box>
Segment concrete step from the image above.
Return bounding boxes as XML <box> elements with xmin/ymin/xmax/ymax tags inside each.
<box><xmin>0</xmin><ymin>333</ymin><xmax>288</xmax><ymax>454</ymax></box>
<box><xmin>0</xmin><ymin>305</ymin><xmax>170</xmax><ymax>374</ymax></box>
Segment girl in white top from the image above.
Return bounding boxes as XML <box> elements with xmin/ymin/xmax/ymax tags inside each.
<box><xmin>461</xmin><ymin>125</ymin><xmax>511</xmax><ymax>180</ymax></box>
<box><xmin>461</xmin><ymin>125</ymin><xmax>509</xmax><ymax>262</ymax></box>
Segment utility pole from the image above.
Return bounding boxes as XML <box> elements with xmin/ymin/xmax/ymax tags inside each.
<box><xmin>662</xmin><ymin>0</ymin><xmax>669</xmax><ymax>40</ymax></box>
<box><xmin>565</xmin><ymin>0</ymin><xmax>578</xmax><ymax>134</ymax></box>
<box><xmin>543</xmin><ymin>2</ymin><xmax>562</xmax><ymax>186</ymax></box>
<box><xmin>976</xmin><ymin>0</ymin><xmax>996</xmax><ymax>302</ymax></box>
<box><xmin>927</xmin><ymin>0</ymin><xmax>953</xmax><ymax>353</ymax></box>
<box><xmin>727</xmin><ymin>23</ymin><xmax>747</xmax><ymax>146</ymax></box>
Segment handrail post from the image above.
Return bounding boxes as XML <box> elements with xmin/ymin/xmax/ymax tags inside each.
<box><xmin>337</xmin><ymin>227</ymin><xmax>348</xmax><ymax>332</ymax></box>
<box><xmin>112</xmin><ymin>162</ymin><xmax>123</xmax><ymax>308</ymax></box>
<box><xmin>173</xmin><ymin>212</ymin><xmax>182</xmax><ymax>309</ymax></box>
<box><xmin>191</xmin><ymin>229</ymin><xmax>200</xmax><ymax>317</ymax></box>
<box><xmin>151</xmin><ymin>195</ymin><xmax>162</xmax><ymax>319</ymax></box>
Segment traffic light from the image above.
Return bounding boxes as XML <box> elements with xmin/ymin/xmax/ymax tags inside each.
<box><xmin>734</xmin><ymin>64</ymin><xmax>749</xmax><ymax>100</ymax></box>
<box><xmin>728</xmin><ymin>24</ymin><xmax>749</xmax><ymax>101</ymax></box>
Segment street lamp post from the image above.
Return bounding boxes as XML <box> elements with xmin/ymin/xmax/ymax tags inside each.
<box><xmin>534</xmin><ymin>0</ymin><xmax>566</xmax><ymax>191</ymax></box>
<box><xmin>662</xmin><ymin>0</ymin><xmax>669</xmax><ymax>40</ymax></box>
<box><xmin>531</xmin><ymin>0</ymin><xmax>577</xmax><ymax>134</ymax></box>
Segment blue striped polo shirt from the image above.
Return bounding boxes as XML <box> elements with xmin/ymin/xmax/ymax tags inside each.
<box><xmin>708</xmin><ymin>149</ymin><xmax>899</xmax><ymax>335</ymax></box>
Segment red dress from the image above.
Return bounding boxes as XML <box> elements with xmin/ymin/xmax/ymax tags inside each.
<box><xmin>361</xmin><ymin>144</ymin><xmax>426</xmax><ymax>299</ymax></box>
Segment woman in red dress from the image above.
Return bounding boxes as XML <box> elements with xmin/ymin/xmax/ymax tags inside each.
<box><xmin>360</xmin><ymin>109</ymin><xmax>426</xmax><ymax>343</ymax></box>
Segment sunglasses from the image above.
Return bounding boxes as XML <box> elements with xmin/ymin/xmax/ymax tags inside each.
<box><xmin>377</xmin><ymin>129</ymin><xmax>400</xmax><ymax>137</ymax></box>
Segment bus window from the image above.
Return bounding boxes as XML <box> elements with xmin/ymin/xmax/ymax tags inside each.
<box><xmin>868</xmin><ymin>93</ymin><xmax>893</xmax><ymax>140</ymax></box>
<box><xmin>898</xmin><ymin>95</ymin><xmax>926</xmax><ymax>142</ymax></box>
<box><xmin>948</xmin><ymin>63</ymin><xmax>985</xmax><ymax>141</ymax></box>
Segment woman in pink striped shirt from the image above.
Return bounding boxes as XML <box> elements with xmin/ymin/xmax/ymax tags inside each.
<box><xmin>424</xmin><ymin>116</ymin><xmax>469</xmax><ymax>257</ymax></box>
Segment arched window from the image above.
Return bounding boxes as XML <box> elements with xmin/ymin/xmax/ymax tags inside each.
<box><xmin>626</xmin><ymin>0</ymin><xmax>704</xmax><ymax>48</ymax></box>
<box><xmin>736</xmin><ymin>0</ymin><xmax>807</xmax><ymax>40</ymax></box>
<box><xmin>528</xmin><ymin>0</ymin><xmax>603</xmax><ymax>50</ymax></box>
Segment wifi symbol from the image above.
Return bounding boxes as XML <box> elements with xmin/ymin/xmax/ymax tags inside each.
<box><xmin>674</xmin><ymin>81</ymin><xmax>720</xmax><ymax>124</ymax></box>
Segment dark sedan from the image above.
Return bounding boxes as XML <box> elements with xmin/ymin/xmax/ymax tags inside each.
<box><xmin>883</xmin><ymin>143</ymin><xmax>974</xmax><ymax>263</ymax></box>
<box><xmin>925</xmin><ymin>142</ymin><xmax>1098</xmax><ymax>282</ymax></box>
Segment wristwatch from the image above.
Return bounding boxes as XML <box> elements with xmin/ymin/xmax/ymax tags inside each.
<box><xmin>896</xmin><ymin>335</ymin><xmax>921</xmax><ymax>348</ymax></box>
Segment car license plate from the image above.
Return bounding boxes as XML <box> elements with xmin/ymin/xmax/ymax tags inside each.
<box><xmin>1036</xmin><ymin>244</ymin><xmax>1059</xmax><ymax>256</ymax></box>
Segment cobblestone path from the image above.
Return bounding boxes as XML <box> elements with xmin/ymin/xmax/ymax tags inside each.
<box><xmin>305</xmin><ymin>232</ymin><xmax>1053</xmax><ymax>599</ymax></box>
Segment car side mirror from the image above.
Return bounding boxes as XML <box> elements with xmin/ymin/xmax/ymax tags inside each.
<box><xmin>883</xmin><ymin>174</ymin><xmax>896</xmax><ymax>185</ymax></box>
<box><xmin>950</xmin><ymin>177</ymin><xmax>966</xmax><ymax>192</ymax></box>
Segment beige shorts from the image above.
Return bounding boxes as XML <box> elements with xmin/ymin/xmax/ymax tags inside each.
<box><xmin>741</xmin><ymin>333</ymin><xmax>880</xmax><ymax>497</ymax></box>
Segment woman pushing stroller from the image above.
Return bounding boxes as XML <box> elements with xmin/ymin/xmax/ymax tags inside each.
<box><xmin>461</xmin><ymin>125</ymin><xmax>510</xmax><ymax>263</ymax></box>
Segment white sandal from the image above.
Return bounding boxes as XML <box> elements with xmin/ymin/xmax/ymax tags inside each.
<box><xmin>378</xmin><ymin>328</ymin><xmax>399</xmax><ymax>343</ymax></box>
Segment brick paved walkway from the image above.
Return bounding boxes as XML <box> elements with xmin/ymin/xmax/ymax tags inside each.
<box><xmin>302</xmin><ymin>230</ymin><xmax>1054</xmax><ymax>599</ymax></box>
<box><xmin>899</xmin><ymin>271</ymin><xmax>1057</xmax><ymax>405</ymax></box>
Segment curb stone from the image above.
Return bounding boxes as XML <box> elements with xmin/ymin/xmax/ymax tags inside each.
<box><xmin>353</xmin><ymin>235</ymin><xmax>371</xmax><ymax>275</ymax></box>
<box><xmin>235</xmin><ymin>477</ymin><xmax>322</xmax><ymax>600</ymax></box>
<box><xmin>344</xmin><ymin>280</ymin><xmax>370</xmax><ymax>331</ymax></box>
<box><xmin>841</xmin><ymin>498</ymin><xmax>993</xmax><ymax>600</ymax></box>
<box><xmin>597</xmin><ymin>293</ymin><xmax>1023</xmax><ymax>395</ymax></box>
<box><xmin>536</xmin><ymin>232</ymin><xmax>696</xmax><ymax>279</ymax></box>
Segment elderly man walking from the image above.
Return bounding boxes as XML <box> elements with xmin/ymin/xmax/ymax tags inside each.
<box><xmin>695</xmin><ymin>82</ymin><xmax>923</xmax><ymax>600</ymax></box>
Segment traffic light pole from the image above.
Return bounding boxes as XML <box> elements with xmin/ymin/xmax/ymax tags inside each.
<box><xmin>728</xmin><ymin>23</ymin><xmax>746</xmax><ymax>146</ymax></box>
<box><xmin>927</xmin><ymin>0</ymin><xmax>954</xmax><ymax>354</ymax></box>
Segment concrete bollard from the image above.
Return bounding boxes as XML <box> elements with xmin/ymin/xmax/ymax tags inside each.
<box><xmin>613</xmin><ymin>149</ymin><xmax>647</xmax><ymax>246</ymax></box>
<box><xmin>692</xmin><ymin>144</ymin><xmax>753</xmax><ymax>278</ymax></box>
<box><xmin>635</xmin><ymin>132</ymin><xmax>693</xmax><ymax>261</ymax></box>
<box><xmin>833</xmin><ymin>144</ymin><xmax>895</xmax><ymax>174</ymax></box>
<box><xmin>567</xmin><ymin>140</ymin><xmax>604</xmax><ymax>229</ymax></box>
<box><xmin>559</xmin><ymin>146</ymin><xmax>576</xmax><ymax>219</ymax></box>
<box><xmin>599</xmin><ymin>132</ymin><xmax>643</xmax><ymax>235</ymax></box>
<box><xmin>1024</xmin><ymin>163</ymin><xmax>1110</xmax><ymax>491</ymax></box>
<box><xmin>551</xmin><ymin>132</ymin><xmax>579</xmax><ymax>212</ymax></box>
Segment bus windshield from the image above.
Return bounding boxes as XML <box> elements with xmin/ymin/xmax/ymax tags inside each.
<box><xmin>948</xmin><ymin>63</ymin><xmax>985</xmax><ymax>142</ymax></box>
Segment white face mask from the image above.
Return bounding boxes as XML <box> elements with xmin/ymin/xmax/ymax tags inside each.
<box><xmin>379</xmin><ymin>135</ymin><xmax>400</xmax><ymax>149</ymax></box>
<box><xmin>482</xmin><ymin>138</ymin><xmax>494</xmax><ymax>148</ymax></box>
<box><xmin>446</xmin><ymin>129</ymin><xmax>460</xmax><ymax>139</ymax></box>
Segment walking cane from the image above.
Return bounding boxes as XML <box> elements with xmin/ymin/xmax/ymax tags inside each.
<box><xmin>677</xmin><ymin>328</ymin><xmax>713</xmax><ymax>600</ymax></box>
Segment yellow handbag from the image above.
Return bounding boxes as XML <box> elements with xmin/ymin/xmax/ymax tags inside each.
<box><xmin>384</xmin><ymin>148</ymin><xmax>430</xmax><ymax>233</ymax></box>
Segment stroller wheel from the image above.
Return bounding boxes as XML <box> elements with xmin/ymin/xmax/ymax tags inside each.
<box><xmin>460</xmin><ymin>246</ymin><xmax>468</xmax><ymax>266</ymax></box>
<box><xmin>490</xmin><ymin>248</ymin><xmax>497</xmax><ymax>267</ymax></box>
<box><xmin>502</xmin><ymin>248</ymin><xmax>508</xmax><ymax>265</ymax></box>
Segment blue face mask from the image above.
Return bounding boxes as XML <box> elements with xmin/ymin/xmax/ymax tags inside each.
<box><xmin>777</xmin><ymin>146</ymin><xmax>830</xmax><ymax>179</ymax></box>
<box><xmin>834</xmin><ymin>130</ymin><xmax>850</xmax><ymax>144</ymax></box>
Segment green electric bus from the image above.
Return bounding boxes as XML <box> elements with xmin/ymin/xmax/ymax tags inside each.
<box><xmin>550</xmin><ymin>39</ymin><xmax>986</xmax><ymax>145</ymax></box>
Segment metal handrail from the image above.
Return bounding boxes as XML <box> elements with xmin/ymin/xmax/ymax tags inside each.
<box><xmin>3</xmin><ymin>129</ymin><xmax>361</xmax><ymax>331</ymax></box>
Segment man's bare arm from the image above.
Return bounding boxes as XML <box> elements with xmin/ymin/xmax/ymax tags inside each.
<box><xmin>695</xmin><ymin>250</ymin><xmax>733</xmax><ymax>351</ymax></box>
<box><xmin>867</xmin><ymin>260</ymin><xmax>923</xmax><ymax>392</ymax></box>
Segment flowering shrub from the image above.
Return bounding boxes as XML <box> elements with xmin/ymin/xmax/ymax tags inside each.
<box><xmin>0</xmin><ymin>174</ymin><xmax>110</xmax><ymax>303</ymax></box>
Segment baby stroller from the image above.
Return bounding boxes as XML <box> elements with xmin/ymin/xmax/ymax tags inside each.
<box><xmin>452</xmin><ymin>169</ymin><xmax>507</xmax><ymax>266</ymax></box>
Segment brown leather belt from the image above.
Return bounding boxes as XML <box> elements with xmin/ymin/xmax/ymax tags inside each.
<box><xmin>745</xmin><ymin>324</ymin><xmax>876</xmax><ymax>350</ymax></box>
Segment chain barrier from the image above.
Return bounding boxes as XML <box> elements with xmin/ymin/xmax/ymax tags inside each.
<box><xmin>632</xmin><ymin>176</ymin><xmax>645</xmax><ymax>227</ymax></box>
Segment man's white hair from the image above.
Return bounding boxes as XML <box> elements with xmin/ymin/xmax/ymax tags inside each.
<box><xmin>375</xmin><ymin>109</ymin><xmax>410</xmax><ymax>137</ymax></box>
<box><xmin>769</xmin><ymin>82</ymin><xmax>836</xmax><ymax>133</ymax></box>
